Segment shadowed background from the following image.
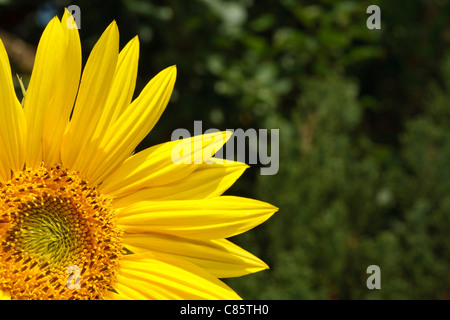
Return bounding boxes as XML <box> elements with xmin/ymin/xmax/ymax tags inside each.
<box><xmin>1</xmin><ymin>0</ymin><xmax>449</xmax><ymax>299</ymax></box>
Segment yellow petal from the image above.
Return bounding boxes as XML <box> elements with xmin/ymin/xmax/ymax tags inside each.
<box><xmin>123</xmin><ymin>233</ymin><xmax>268</xmax><ymax>278</ymax></box>
<box><xmin>101</xmin><ymin>131</ymin><xmax>232</xmax><ymax>198</ymax></box>
<box><xmin>113</xmin><ymin>159</ymin><xmax>248</xmax><ymax>207</ymax></box>
<box><xmin>86</xmin><ymin>66</ymin><xmax>177</xmax><ymax>185</ymax></box>
<box><xmin>0</xmin><ymin>288</ymin><xmax>11</xmax><ymax>300</ymax></box>
<box><xmin>113</xmin><ymin>275</ymin><xmax>178</xmax><ymax>300</ymax></box>
<box><xmin>80</xmin><ymin>37</ymin><xmax>139</xmax><ymax>176</ymax></box>
<box><xmin>103</xmin><ymin>290</ymin><xmax>133</xmax><ymax>300</ymax></box>
<box><xmin>42</xmin><ymin>10</ymin><xmax>82</xmax><ymax>166</ymax></box>
<box><xmin>114</xmin><ymin>252</ymin><xmax>241</xmax><ymax>299</ymax></box>
<box><xmin>117</xmin><ymin>196</ymin><xmax>278</xmax><ymax>239</ymax></box>
<box><xmin>104</xmin><ymin>36</ymin><xmax>140</xmax><ymax>125</ymax></box>
<box><xmin>103</xmin><ymin>289</ymin><xmax>130</xmax><ymax>300</ymax></box>
<box><xmin>0</xmin><ymin>39</ymin><xmax>26</xmax><ymax>182</ymax></box>
<box><xmin>23</xmin><ymin>17</ymin><xmax>65</xmax><ymax>169</ymax></box>
<box><xmin>61</xmin><ymin>21</ymin><xmax>119</xmax><ymax>175</ymax></box>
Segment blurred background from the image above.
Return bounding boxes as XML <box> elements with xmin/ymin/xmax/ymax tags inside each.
<box><xmin>1</xmin><ymin>0</ymin><xmax>449</xmax><ymax>299</ymax></box>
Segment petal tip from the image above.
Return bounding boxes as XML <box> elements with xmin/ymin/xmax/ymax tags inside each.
<box><xmin>167</xmin><ymin>65</ymin><xmax>177</xmax><ymax>77</ymax></box>
<box><xmin>223</xmin><ymin>130</ymin><xmax>234</xmax><ymax>143</ymax></box>
<box><xmin>107</xmin><ymin>20</ymin><xmax>119</xmax><ymax>34</ymax></box>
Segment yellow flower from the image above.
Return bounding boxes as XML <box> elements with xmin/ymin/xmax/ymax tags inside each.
<box><xmin>0</xmin><ymin>10</ymin><xmax>277</xmax><ymax>300</ymax></box>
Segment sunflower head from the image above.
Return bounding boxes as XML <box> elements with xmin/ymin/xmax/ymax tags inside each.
<box><xmin>0</xmin><ymin>9</ymin><xmax>277</xmax><ymax>300</ymax></box>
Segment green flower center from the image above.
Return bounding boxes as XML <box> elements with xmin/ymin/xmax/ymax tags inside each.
<box><xmin>15</xmin><ymin>195</ymin><xmax>85</xmax><ymax>268</ymax></box>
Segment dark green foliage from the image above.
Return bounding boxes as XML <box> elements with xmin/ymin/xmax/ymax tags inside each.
<box><xmin>1</xmin><ymin>0</ymin><xmax>449</xmax><ymax>299</ymax></box>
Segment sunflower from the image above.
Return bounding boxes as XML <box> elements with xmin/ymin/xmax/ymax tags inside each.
<box><xmin>0</xmin><ymin>10</ymin><xmax>277</xmax><ymax>300</ymax></box>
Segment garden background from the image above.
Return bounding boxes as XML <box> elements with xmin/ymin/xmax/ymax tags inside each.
<box><xmin>0</xmin><ymin>0</ymin><xmax>449</xmax><ymax>299</ymax></box>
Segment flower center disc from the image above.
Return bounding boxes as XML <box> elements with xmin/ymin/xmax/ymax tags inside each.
<box><xmin>0</xmin><ymin>165</ymin><xmax>123</xmax><ymax>299</ymax></box>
